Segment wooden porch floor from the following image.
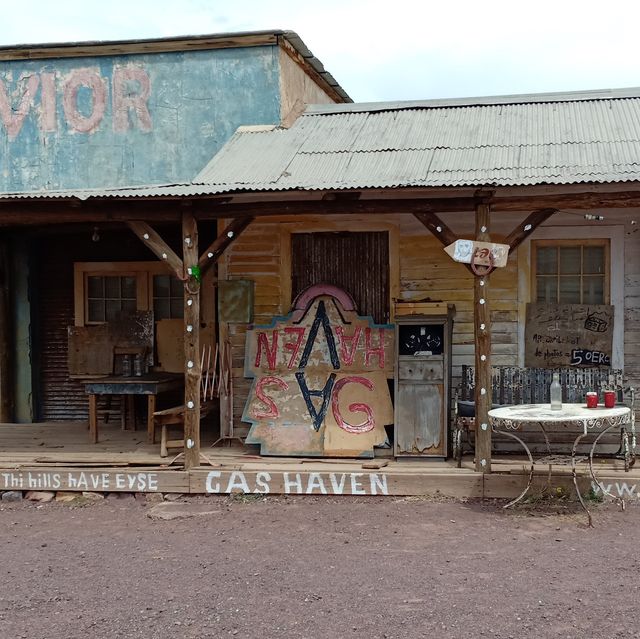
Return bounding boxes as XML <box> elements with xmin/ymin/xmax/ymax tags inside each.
<box><xmin>1</xmin><ymin>422</ymin><xmax>639</xmax><ymax>501</ymax></box>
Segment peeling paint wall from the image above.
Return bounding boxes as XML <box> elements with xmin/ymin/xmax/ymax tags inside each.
<box><xmin>0</xmin><ymin>45</ymin><xmax>282</xmax><ymax>191</ymax></box>
<box><xmin>278</xmin><ymin>48</ymin><xmax>334</xmax><ymax>127</ymax></box>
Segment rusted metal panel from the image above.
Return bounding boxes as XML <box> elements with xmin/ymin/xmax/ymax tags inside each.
<box><xmin>218</xmin><ymin>279</ymin><xmax>254</xmax><ymax>323</ymax></box>
<box><xmin>190</xmin><ymin>90</ymin><xmax>640</xmax><ymax>192</ymax></box>
<box><xmin>291</xmin><ymin>231</ymin><xmax>389</xmax><ymax>323</ymax></box>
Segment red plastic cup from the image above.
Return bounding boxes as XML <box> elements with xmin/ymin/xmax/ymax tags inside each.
<box><xmin>604</xmin><ymin>390</ymin><xmax>616</xmax><ymax>409</ymax></box>
<box><xmin>586</xmin><ymin>392</ymin><xmax>598</xmax><ymax>409</ymax></box>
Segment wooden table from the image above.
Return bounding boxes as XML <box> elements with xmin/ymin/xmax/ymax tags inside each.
<box><xmin>85</xmin><ymin>374</ymin><xmax>183</xmax><ymax>445</ymax></box>
<box><xmin>489</xmin><ymin>403</ymin><xmax>634</xmax><ymax>525</ymax></box>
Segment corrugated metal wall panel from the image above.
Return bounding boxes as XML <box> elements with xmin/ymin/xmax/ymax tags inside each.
<box><xmin>34</xmin><ymin>229</ymin><xmax>182</xmax><ymax>422</ymax></box>
<box><xmin>291</xmin><ymin>231</ymin><xmax>389</xmax><ymax>323</ymax></box>
<box><xmin>37</xmin><ymin>238</ymin><xmax>87</xmax><ymax>421</ymax></box>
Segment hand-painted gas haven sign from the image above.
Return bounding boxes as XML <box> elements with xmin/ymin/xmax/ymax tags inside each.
<box><xmin>243</xmin><ymin>286</ymin><xmax>394</xmax><ymax>457</ymax></box>
<box><xmin>1</xmin><ymin>66</ymin><xmax>151</xmax><ymax>139</ymax></box>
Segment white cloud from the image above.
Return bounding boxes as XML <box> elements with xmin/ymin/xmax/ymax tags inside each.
<box><xmin>1</xmin><ymin>0</ymin><xmax>639</xmax><ymax>101</ymax></box>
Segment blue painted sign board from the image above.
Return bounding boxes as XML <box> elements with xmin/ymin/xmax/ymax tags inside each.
<box><xmin>0</xmin><ymin>46</ymin><xmax>281</xmax><ymax>192</ymax></box>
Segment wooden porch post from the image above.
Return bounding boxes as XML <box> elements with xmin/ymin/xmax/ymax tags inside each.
<box><xmin>182</xmin><ymin>210</ymin><xmax>201</xmax><ymax>469</ymax></box>
<box><xmin>474</xmin><ymin>202</ymin><xmax>492</xmax><ymax>473</ymax></box>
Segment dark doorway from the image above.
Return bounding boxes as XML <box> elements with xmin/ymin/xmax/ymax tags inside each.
<box><xmin>291</xmin><ymin>231</ymin><xmax>389</xmax><ymax>323</ymax></box>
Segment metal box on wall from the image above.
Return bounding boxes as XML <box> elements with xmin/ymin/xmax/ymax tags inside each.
<box><xmin>394</xmin><ymin>304</ymin><xmax>455</xmax><ymax>458</ymax></box>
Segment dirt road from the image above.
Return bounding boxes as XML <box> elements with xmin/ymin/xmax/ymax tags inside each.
<box><xmin>1</xmin><ymin>494</ymin><xmax>638</xmax><ymax>638</ymax></box>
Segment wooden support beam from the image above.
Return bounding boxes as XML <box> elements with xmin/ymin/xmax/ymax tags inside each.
<box><xmin>474</xmin><ymin>202</ymin><xmax>492</xmax><ymax>474</ymax></box>
<box><xmin>505</xmin><ymin>208</ymin><xmax>558</xmax><ymax>253</ymax></box>
<box><xmin>0</xmin><ymin>236</ymin><xmax>13</xmax><ymax>422</ymax></box>
<box><xmin>126</xmin><ymin>221</ymin><xmax>184</xmax><ymax>279</ymax></box>
<box><xmin>414</xmin><ymin>210</ymin><xmax>480</xmax><ymax>275</ymax></box>
<box><xmin>3</xmin><ymin>189</ymin><xmax>640</xmax><ymax>227</ymax></box>
<box><xmin>182</xmin><ymin>211</ymin><xmax>201</xmax><ymax>470</ymax></box>
<box><xmin>198</xmin><ymin>216</ymin><xmax>253</xmax><ymax>274</ymax></box>
<box><xmin>413</xmin><ymin>211</ymin><xmax>459</xmax><ymax>246</ymax></box>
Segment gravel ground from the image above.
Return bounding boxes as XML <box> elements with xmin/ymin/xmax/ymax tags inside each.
<box><xmin>1</xmin><ymin>493</ymin><xmax>639</xmax><ymax>639</ymax></box>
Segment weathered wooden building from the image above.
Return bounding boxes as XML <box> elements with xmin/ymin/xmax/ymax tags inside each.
<box><xmin>179</xmin><ymin>89</ymin><xmax>640</xmax><ymax>476</ymax></box>
<box><xmin>2</xmin><ymin>37</ymin><xmax>640</xmax><ymax>499</ymax></box>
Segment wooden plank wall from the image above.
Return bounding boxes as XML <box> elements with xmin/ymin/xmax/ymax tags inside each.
<box><xmin>397</xmin><ymin>216</ymin><xmax>519</xmax><ymax>379</ymax></box>
<box><xmin>220</xmin><ymin>213</ymin><xmax>520</xmax><ymax>436</ymax></box>
<box><xmin>219</xmin><ymin>220</ymin><xmax>282</xmax><ymax>438</ymax></box>
<box><xmin>221</xmin><ymin>211</ymin><xmax>640</xmax><ymax>437</ymax></box>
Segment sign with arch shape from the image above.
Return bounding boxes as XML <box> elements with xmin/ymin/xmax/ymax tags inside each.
<box><xmin>242</xmin><ymin>286</ymin><xmax>394</xmax><ymax>457</ymax></box>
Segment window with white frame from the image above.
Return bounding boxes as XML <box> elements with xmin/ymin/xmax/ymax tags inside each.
<box><xmin>86</xmin><ymin>274</ymin><xmax>137</xmax><ymax>323</ymax></box>
<box><xmin>152</xmin><ymin>273</ymin><xmax>184</xmax><ymax>320</ymax></box>
<box><xmin>74</xmin><ymin>262</ymin><xmax>183</xmax><ymax>326</ymax></box>
<box><xmin>532</xmin><ymin>240</ymin><xmax>609</xmax><ymax>305</ymax></box>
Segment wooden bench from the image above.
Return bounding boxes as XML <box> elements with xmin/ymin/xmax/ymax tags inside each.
<box><xmin>153</xmin><ymin>399</ymin><xmax>217</xmax><ymax>457</ymax></box>
<box><xmin>452</xmin><ymin>366</ymin><xmax>634</xmax><ymax>465</ymax></box>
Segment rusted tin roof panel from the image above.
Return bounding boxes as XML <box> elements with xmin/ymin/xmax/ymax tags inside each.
<box><xmin>189</xmin><ymin>89</ymin><xmax>640</xmax><ymax>191</ymax></box>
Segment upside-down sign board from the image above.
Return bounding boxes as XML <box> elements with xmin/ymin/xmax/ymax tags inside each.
<box><xmin>243</xmin><ymin>289</ymin><xmax>394</xmax><ymax>457</ymax></box>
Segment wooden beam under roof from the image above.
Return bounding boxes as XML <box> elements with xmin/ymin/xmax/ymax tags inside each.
<box><xmin>1</xmin><ymin>189</ymin><xmax>640</xmax><ymax>227</ymax></box>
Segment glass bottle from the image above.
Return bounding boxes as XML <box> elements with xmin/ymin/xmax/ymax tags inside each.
<box><xmin>121</xmin><ymin>354</ymin><xmax>131</xmax><ymax>377</ymax></box>
<box><xmin>133</xmin><ymin>354</ymin><xmax>143</xmax><ymax>377</ymax></box>
<box><xmin>550</xmin><ymin>372</ymin><xmax>562</xmax><ymax>410</ymax></box>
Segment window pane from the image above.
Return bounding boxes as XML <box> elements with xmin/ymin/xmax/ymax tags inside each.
<box><xmin>88</xmin><ymin>299</ymin><xmax>104</xmax><ymax>322</ymax></box>
<box><xmin>170</xmin><ymin>298</ymin><xmax>184</xmax><ymax>319</ymax></box>
<box><xmin>153</xmin><ymin>275</ymin><xmax>170</xmax><ymax>297</ymax></box>
<box><xmin>536</xmin><ymin>247</ymin><xmax>557</xmax><ymax>275</ymax></box>
<box><xmin>559</xmin><ymin>276</ymin><xmax>581</xmax><ymax>303</ymax></box>
<box><xmin>121</xmin><ymin>299</ymin><xmax>137</xmax><ymax>314</ymax></box>
<box><xmin>105</xmin><ymin>300</ymin><xmax>121</xmax><ymax>322</ymax></box>
<box><xmin>583</xmin><ymin>276</ymin><xmax>604</xmax><ymax>304</ymax></box>
<box><xmin>104</xmin><ymin>276</ymin><xmax>120</xmax><ymax>299</ymax></box>
<box><xmin>559</xmin><ymin>247</ymin><xmax>581</xmax><ymax>275</ymax></box>
<box><xmin>154</xmin><ymin>299</ymin><xmax>170</xmax><ymax>320</ymax></box>
<box><xmin>87</xmin><ymin>276</ymin><xmax>104</xmax><ymax>298</ymax></box>
<box><xmin>536</xmin><ymin>277</ymin><xmax>557</xmax><ymax>303</ymax></box>
<box><xmin>583</xmin><ymin>246</ymin><xmax>605</xmax><ymax>274</ymax></box>
<box><xmin>170</xmin><ymin>277</ymin><xmax>183</xmax><ymax>296</ymax></box>
<box><xmin>121</xmin><ymin>276</ymin><xmax>136</xmax><ymax>299</ymax></box>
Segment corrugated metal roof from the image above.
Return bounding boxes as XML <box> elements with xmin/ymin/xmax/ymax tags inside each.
<box><xmin>3</xmin><ymin>87</ymin><xmax>640</xmax><ymax>200</ymax></box>
<box><xmin>192</xmin><ymin>88</ymin><xmax>640</xmax><ymax>191</ymax></box>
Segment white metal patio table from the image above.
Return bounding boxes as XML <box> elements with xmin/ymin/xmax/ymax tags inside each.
<box><xmin>488</xmin><ymin>403</ymin><xmax>633</xmax><ymax>526</ymax></box>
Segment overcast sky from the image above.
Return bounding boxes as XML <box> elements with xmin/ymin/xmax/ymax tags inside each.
<box><xmin>1</xmin><ymin>0</ymin><xmax>639</xmax><ymax>102</ymax></box>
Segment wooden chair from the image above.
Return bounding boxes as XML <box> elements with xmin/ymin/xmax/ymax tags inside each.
<box><xmin>153</xmin><ymin>345</ymin><xmax>219</xmax><ymax>457</ymax></box>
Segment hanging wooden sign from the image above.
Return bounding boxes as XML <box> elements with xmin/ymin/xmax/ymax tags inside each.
<box><xmin>524</xmin><ymin>303</ymin><xmax>614</xmax><ymax>368</ymax></box>
<box><xmin>444</xmin><ymin>239</ymin><xmax>510</xmax><ymax>267</ymax></box>
<box><xmin>243</xmin><ymin>289</ymin><xmax>394</xmax><ymax>458</ymax></box>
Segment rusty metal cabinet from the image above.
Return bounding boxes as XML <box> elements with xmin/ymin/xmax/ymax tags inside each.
<box><xmin>394</xmin><ymin>307</ymin><xmax>454</xmax><ymax>458</ymax></box>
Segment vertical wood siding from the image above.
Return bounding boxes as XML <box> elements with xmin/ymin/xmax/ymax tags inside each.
<box><xmin>222</xmin><ymin>221</ymin><xmax>282</xmax><ymax>437</ymax></box>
